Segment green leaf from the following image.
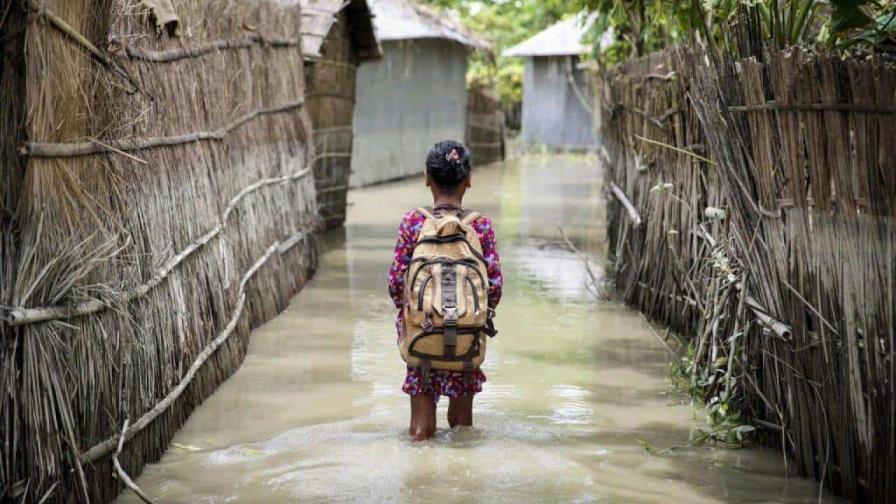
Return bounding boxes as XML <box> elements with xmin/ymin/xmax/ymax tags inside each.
<box><xmin>831</xmin><ymin>1</ymin><xmax>875</xmax><ymax>33</ymax></box>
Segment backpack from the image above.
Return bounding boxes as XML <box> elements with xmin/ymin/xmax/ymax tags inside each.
<box><xmin>400</xmin><ymin>207</ymin><xmax>497</xmax><ymax>384</ymax></box>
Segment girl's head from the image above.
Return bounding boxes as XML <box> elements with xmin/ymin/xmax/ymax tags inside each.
<box><xmin>425</xmin><ymin>140</ymin><xmax>472</xmax><ymax>197</ymax></box>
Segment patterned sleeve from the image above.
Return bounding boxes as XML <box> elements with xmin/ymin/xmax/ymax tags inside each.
<box><xmin>388</xmin><ymin>209</ymin><xmax>424</xmax><ymax>308</ymax></box>
<box><xmin>472</xmin><ymin>215</ymin><xmax>503</xmax><ymax>308</ymax></box>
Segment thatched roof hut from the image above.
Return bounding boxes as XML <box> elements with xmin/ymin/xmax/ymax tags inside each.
<box><xmin>504</xmin><ymin>16</ymin><xmax>610</xmax><ymax>151</ymax></box>
<box><xmin>0</xmin><ymin>1</ymin><xmax>340</xmax><ymax>501</ymax></box>
<box><xmin>301</xmin><ymin>0</ymin><xmax>381</xmax><ymax>230</ymax></box>
<box><xmin>350</xmin><ymin>0</ymin><xmax>490</xmax><ymax>186</ymax></box>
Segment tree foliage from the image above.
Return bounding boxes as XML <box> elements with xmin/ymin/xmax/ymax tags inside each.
<box><xmin>420</xmin><ymin>1</ymin><xmax>575</xmax><ymax>103</ymax></box>
<box><xmin>574</xmin><ymin>0</ymin><xmax>896</xmax><ymax>64</ymax></box>
<box><xmin>419</xmin><ymin>0</ymin><xmax>896</xmax><ymax>104</ymax></box>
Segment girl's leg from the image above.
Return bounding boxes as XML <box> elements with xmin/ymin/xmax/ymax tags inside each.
<box><xmin>447</xmin><ymin>394</ymin><xmax>473</xmax><ymax>428</ymax></box>
<box><xmin>409</xmin><ymin>394</ymin><xmax>436</xmax><ymax>441</ymax></box>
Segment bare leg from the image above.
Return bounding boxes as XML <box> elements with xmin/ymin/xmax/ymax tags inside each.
<box><xmin>409</xmin><ymin>395</ymin><xmax>436</xmax><ymax>441</ymax></box>
<box><xmin>447</xmin><ymin>395</ymin><xmax>473</xmax><ymax>428</ymax></box>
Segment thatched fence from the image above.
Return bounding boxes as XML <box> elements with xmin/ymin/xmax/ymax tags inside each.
<box><xmin>304</xmin><ymin>0</ymin><xmax>379</xmax><ymax>231</ymax></box>
<box><xmin>466</xmin><ymin>82</ymin><xmax>505</xmax><ymax>165</ymax></box>
<box><xmin>601</xmin><ymin>46</ymin><xmax>895</xmax><ymax>502</ymax></box>
<box><xmin>306</xmin><ymin>12</ymin><xmax>357</xmax><ymax>231</ymax></box>
<box><xmin>0</xmin><ymin>0</ymin><xmax>328</xmax><ymax>501</ymax></box>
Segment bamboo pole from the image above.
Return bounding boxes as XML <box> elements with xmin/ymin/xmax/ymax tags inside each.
<box><xmin>728</xmin><ymin>101</ymin><xmax>896</xmax><ymax>114</ymax></box>
<box><xmin>82</xmin><ymin>240</ymin><xmax>283</xmax><ymax>464</ymax></box>
<box><xmin>21</xmin><ymin>100</ymin><xmax>305</xmax><ymax>158</ymax></box>
<box><xmin>111</xmin><ymin>419</ymin><xmax>156</xmax><ymax>504</ymax></box>
<box><xmin>124</xmin><ymin>33</ymin><xmax>301</xmax><ymax>62</ymax></box>
<box><xmin>8</xmin><ymin>162</ymin><xmax>320</xmax><ymax>325</ymax></box>
<box><xmin>609</xmin><ymin>182</ymin><xmax>642</xmax><ymax>227</ymax></box>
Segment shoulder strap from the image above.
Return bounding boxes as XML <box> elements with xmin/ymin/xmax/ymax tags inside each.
<box><xmin>416</xmin><ymin>206</ymin><xmax>436</xmax><ymax>221</ymax></box>
<box><xmin>461</xmin><ymin>211</ymin><xmax>481</xmax><ymax>225</ymax></box>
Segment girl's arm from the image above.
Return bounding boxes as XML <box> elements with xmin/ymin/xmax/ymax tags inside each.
<box><xmin>474</xmin><ymin>215</ymin><xmax>503</xmax><ymax>308</ymax></box>
<box><xmin>388</xmin><ymin>210</ymin><xmax>424</xmax><ymax>308</ymax></box>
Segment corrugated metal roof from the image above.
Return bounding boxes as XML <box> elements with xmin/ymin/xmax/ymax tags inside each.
<box><xmin>300</xmin><ymin>0</ymin><xmax>382</xmax><ymax>61</ymax></box>
<box><xmin>369</xmin><ymin>0</ymin><xmax>490</xmax><ymax>49</ymax></box>
<box><xmin>503</xmin><ymin>15</ymin><xmax>610</xmax><ymax>57</ymax></box>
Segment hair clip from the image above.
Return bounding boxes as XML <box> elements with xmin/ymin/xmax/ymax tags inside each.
<box><xmin>445</xmin><ymin>149</ymin><xmax>460</xmax><ymax>163</ymax></box>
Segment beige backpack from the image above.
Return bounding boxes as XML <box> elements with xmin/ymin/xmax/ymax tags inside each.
<box><xmin>400</xmin><ymin>207</ymin><xmax>497</xmax><ymax>384</ymax></box>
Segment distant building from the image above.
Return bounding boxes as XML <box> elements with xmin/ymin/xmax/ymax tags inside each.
<box><xmin>504</xmin><ymin>16</ymin><xmax>609</xmax><ymax>151</ymax></box>
<box><xmin>351</xmin><ymin>0</ymin><xmax>489</xmax><ymax>186</ymax></box>
<box><xmin>301</xmin><ymin>0</ymin><xmax>381</xmax><ymax>229</ymax></box>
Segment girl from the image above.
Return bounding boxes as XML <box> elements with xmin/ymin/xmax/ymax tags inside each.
<box><xmin>388</xmin><ymin>140</ymin><xmax>503</xmax><ymax>441</ymax></box>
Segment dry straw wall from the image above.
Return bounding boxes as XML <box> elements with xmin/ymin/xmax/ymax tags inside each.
<box><xmin>602</xmin><ymin>47</ymin><xmax>895</xmax><ymax>501</ymax></box>
<box><xmin>1</xmin><ymin>0</ymin><xmax>323</xmax><ymax>501</ymax></box>
<box><xmin>465</xmin><ymin>82</ymin><xmax>505</xmax><ymax>166</ymax></box>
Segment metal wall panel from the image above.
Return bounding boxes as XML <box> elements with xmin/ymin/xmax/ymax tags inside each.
<box><xmin>521</xmin><ymin>56</ymin><xmax>598</xmax><ymax>151</ymax></box>
<box><xmin>351</xmin><ymin>39</ymin><xmax>468</xmax><ymax>186</ymax></box>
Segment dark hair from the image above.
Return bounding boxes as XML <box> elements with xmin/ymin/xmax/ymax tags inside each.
<box><xmin>426</xmin><ymin>140</ymin><xmax>472</xmax><ymax>188</ymax></box>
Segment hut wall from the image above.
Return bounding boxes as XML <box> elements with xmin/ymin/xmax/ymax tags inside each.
<box><xmin>351</xmin><ymin>39</ymin><xmax>468</xmax><ymax>186</ymax></box>
<box><xmin>1</xmin><ymin>1</ymin><xmax>318</xmax><ymax>501</ymax></box>
<box><xmin>465</xmin><ymin>83</ymin><xmax>505</xmax><ymax>165</ymax></box>
<box><xmin>306</xmin><ymin>11</ymin><xmax>358</xmax><ymax>230</ymax></box>
<box><xmin>602</xmin><ymin>47</ymin><xmax>896</xmax><ymax>502</ymax></box>
<box><xmin>521</xmin><ymin>55</ymin><xmax>598</xmax><ymax>151</ymax></box>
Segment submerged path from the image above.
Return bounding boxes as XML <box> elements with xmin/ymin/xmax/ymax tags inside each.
<box><xmin>122</xmin><ymin>156</ymin><xmax>835</xmax><ymax>503</ymax></box>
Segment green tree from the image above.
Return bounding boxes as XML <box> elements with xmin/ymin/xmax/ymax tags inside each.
<box><xmin>420</xmin><ymin>1</ymin><xmax>577</xmax><ymax>105</ymax></box>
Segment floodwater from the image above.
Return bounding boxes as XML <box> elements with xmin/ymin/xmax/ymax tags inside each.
<box><xmin>122</xmin><ymin>156</ymin><xmax>837</xmax><ymax>503</ymax></box>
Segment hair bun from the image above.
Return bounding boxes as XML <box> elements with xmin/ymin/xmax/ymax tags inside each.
<box><xmin>426</xmin><ymin>140</ymin><xmax>472</xmax><ymax>188</ymax></box>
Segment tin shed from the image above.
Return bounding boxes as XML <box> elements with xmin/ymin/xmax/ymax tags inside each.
<box><xmin>350</xmin><ymin>0</ymin><xmax>489</xmax><ymax>186</ymax></box>
<box><xmin>504</xmin><ymin>16</ymin><xmax>609</xmax><ymax>151</ymax></box>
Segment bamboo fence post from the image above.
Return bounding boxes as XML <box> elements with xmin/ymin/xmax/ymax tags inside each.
<box><xmin>82</xmin><ymin>241</ymin><xmax>281</xmax><ymax>464</ymax></box>
<box><xmin>609</xmin><ymin>182</ymin><xmax>642</xmax><ymax>227</ymax></box>
<box><xmin>111</xmin><ymin>418</ymin><xmax>156</xmax><ymax>504</ymax></box>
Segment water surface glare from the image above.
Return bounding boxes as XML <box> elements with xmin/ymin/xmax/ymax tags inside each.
<box><xmin>122</xmin><ymin>156</ymin><xmax>837</xmax><ymax>503</ymax></box>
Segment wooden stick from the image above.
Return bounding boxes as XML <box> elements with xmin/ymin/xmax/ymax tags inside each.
<box><xmin>609</xmin><ymin>182</ymin><xmax>642</xmax><ymax>228</ymax></box>
<box><xmin>633</xmin><ymin>134</ymin><xmax>715</xmax><ymax>165</ymax></box>
<box><xmin>557</xmin><ymin>224</ymin><xmax>603</xmax><ymax>299</ymax></box>
<box><xmin>728</xmin><ymin>101</ymin><xmax>896</xmax><ymax>114</ymax></box>
<box><xmin>111</xmin><ymin>418</ymin><xmax>156</xmax><ymax>504</ymax></box>
<box><xmin>640</xmin><ymin>312</ymin><xmax>676</xmax><ymax>356</ymax></box>
<box><xmin>9</xmin><ymin>163</ymin><xmax>319</xmax><ymax>325</ymax></box>
<box><xmin>276</xmin><ymin>231</ymin><xmax>307</xmax><ymax>254</ymax></box>
<box><xmin>745</xmin><ymin>294</ymin><xmax>792</xmax><ymax>340</ymax></box>
<box><xmin>82</xmin><ymin>242</ymin><xmax>280</xmax><ymax>464</ymax></box>
<box><xmin>22</xmin><ymin>100</ymin><xmax>305</xmax><ymax>158</ymax></box>
<box><xmin>125</xmin><ymin>34</ymin><xmax>300</xmax><ymax>63</ymax></box>
<box><xmin>31</xmin><ymin>2</ymin><xmax>141</xmax><ymax>92</ymax></box>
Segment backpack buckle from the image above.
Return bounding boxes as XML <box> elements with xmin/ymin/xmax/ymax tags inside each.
<box><xmin>443</xmin><ymin>307</ymin><xmax>459</xmax><ymax>325</ymax></box>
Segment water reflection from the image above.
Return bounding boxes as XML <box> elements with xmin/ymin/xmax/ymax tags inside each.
<box><xmin>120</xmin><ymin>156</ymin><xmax>838</xmax><ymax>504</ymax></box>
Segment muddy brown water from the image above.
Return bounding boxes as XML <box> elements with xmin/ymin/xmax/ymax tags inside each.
<box><xmin>121</xmin><ymin>156</ymin><xmax>838</xmax><ymax>503</ymax></box>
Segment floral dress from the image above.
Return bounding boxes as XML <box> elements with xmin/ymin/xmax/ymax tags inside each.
<box><xmin>388</xmin><ymin>208</ymin><xmax>503</xmax><ymax>401</ymax></box>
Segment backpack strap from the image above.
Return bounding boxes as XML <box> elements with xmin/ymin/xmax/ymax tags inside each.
<box><xmin>416</xmin><ymin>206</ymin><xmax>436</xmax><ymax>221</ymax></box>
<box><xmin>461</xmin><ymin>211</ymin><xmax>481</xmax><ymax>225</ymax></box>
